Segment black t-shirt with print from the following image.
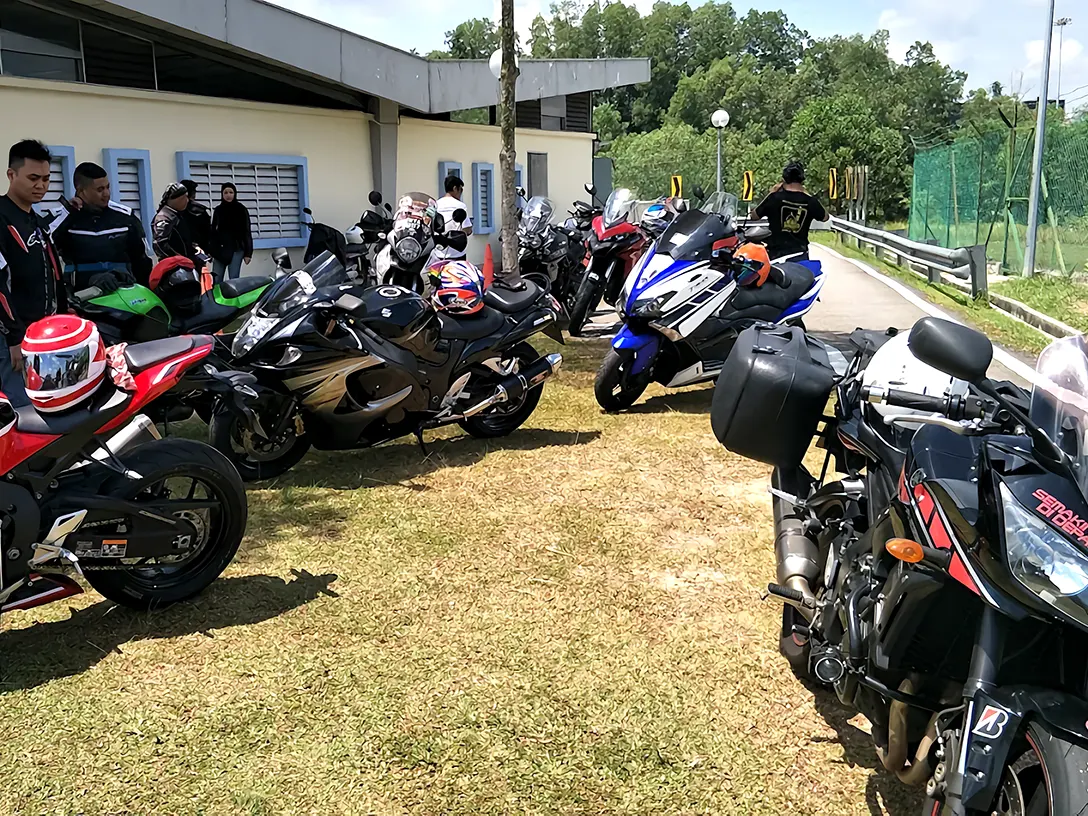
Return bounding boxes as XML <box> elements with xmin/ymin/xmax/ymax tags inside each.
<box><xmin>755</xmin><ymin>189</ymin><xmax>827</xmax><ymax>258</ymax></box>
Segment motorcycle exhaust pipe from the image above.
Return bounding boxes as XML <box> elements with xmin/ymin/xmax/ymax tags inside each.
<box><xmin>462</xmin><ymin>353</ymin><xmax>563</xmax><ymax>418</ymax></box>
<box><xmin>772</xmin><ymin>467</ymin><xmax>819</xmax><ymax>614</ymax></box>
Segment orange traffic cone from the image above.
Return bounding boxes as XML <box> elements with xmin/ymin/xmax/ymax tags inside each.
<box><xmin>482</xmin><ymin>242</ymin><xmax>495</xmax><ymax>289</ymax></box>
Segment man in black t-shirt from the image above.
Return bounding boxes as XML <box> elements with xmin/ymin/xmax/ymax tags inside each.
<box><xmin>754</xmin><ymin>161</ymin><xmax>828</xmax><ymax>261</ymax></box>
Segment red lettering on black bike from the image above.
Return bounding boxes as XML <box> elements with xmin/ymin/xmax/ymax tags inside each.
<box><xmin>1032</xmin><ymin>488</ymin><xmax>1088</xmax><ymax>546</ymax></box>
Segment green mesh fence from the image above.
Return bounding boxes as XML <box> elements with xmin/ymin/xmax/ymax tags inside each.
<box><xmin>909</xmin><ymin>126</ymin><xmax>1088</xmax><ymax>276</ymax></box>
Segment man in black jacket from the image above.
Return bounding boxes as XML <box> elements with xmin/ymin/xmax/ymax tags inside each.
<box><xmin>0</xmin><ymin>140</ymin><xmax>67</xmax><ymax>407</ymax></box>
<box><xmin>152</xmin><ymin>182</ymin><xmax>196</xmax><ymax>263</ymax></box>
<box><xmin>52</xmin><ymin>162</ymin><xmax>153</xmax><ymax>289</ymax></box>
<box><xmin>180</xmin><ymin>179</ymin><xmax>213</xmax><ymax>254</ymax></box>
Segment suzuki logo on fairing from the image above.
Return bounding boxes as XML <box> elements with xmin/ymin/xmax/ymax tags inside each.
<box><xmin>971</xmin><ymin>705</ymin><xmax>1010</xmax><ymax>739</ymax></box>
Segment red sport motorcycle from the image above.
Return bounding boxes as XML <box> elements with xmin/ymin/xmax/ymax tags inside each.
<box><xmin>567</xmin><ymin>187</ymin><xmax>649</xmax><ymax>337</ymax></box>
<box><xmin>0</xmin><ymin>334</ymin><xmax>252</xmax><ymax>616</ymax></box>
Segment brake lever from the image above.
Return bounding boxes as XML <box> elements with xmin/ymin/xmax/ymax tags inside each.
<box><xmin>882</xmin><ymin>413</ymin><xmax>980</xmax><ymax>434</ymax></box>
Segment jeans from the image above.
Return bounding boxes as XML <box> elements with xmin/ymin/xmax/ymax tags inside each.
<box><xmin>0</xmin><ymin>348</ymin><xmax>30</xmax><ymax>409</ymax></box>
<box><xmin>212</xmin><ymin>250</ymin><xmax>245</xmax><ymax>281</ymax></box>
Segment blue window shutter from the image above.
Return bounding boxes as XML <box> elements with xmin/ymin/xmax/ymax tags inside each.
<box><xmin>472</xmin><ymin>161</ymin><xmax>495</xmax><ymax>234</ymax></box>
<box><xmin>438</xmin><ymin>161</ymin><xmax>462</xmax><ymax>196</ymax></box>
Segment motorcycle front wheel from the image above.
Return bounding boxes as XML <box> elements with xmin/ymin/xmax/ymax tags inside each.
<box><xmin>594</xmin><ymin>348</ymin><xmax>652</xmax><ymax>412</ymax></box>
<box><xmin>568</xmin><ymin>271</ymin><xmax>604</xmax><ymax>337</ymax></box>
<box><xmin>209</xmin><ymin>406</ymin><xmax>311</xmax><ymax>482</ymax></box>
<box><xmin>459</xmin><ymin>342</ymin><xmax>545</xmax><ymax>438</ymax></box>
<box><xmin>928</xmin><ymin>722</ymin><xmax>1088</xmax><ymax>815</ymax></box>
<box><xmin>85</xmin><ymin>439</ymin><xmax>247</xmax><ymax>610</ymax></box>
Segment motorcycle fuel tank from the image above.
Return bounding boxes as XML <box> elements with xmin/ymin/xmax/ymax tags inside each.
<box><xmin>351</xmin><ymin>284</ymin><xmax>439</xmax><ymax>345</ymax></box>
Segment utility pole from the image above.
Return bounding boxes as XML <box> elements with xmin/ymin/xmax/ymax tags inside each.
<box><xmin>497</xmin><ymin>0</ymin><xmax>520</xmax><ymax>284</ymax></box>
<box><xmin>1056</xmin><ymin>17</ymin><xmax>1072</xmax><ymax>109</ymax></box>
<box><xmin>1024</xmin><ymin>0</ymin><xmax>1056</xmax><ymax>277</ymax></box>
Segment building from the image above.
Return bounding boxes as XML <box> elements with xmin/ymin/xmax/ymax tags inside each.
<box><xmin>0</xmin><ymin>0</ymin><xmax>648</xmax><ymax>268</ymax></box>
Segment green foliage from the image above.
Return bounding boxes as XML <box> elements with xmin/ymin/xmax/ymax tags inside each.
<box><xmin>593</xmin><ymin>102</ymin><xmax>627</xmax><ymax>144</ymax></box>
<box><xmin>607</xmin><ymin>123</ymin><xmax>716</xmax><ymax>198</ymax></box>
<box><xmin>444</xmin><ymin>17</ymin><xmax>499</xmax><ymax>59</ymax></box>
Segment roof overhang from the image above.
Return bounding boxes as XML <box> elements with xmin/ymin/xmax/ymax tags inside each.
<box><xmin>68</xmin><ymin>0</ymin><xmax>650</xmax><ymax>113</ymax></box>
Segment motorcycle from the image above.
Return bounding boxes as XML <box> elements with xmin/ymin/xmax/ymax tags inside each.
<box><xmin>516</xmin><ymin>195</ymin><xmax>588</xmax><ymax>312</ymax></box>
<box><xmin>209</xmin><ymin>250</ymin><xmax>565</xmax><ymax>481</ymax></box>
<box><xmin>594</xmin><ymin>192</ymin><xmax>824</xmax><ymax>412</ymax></box>
<box><xmin>0</xmin><ymin>334</ymin><xmax>252</xmax><ymax>615</ymax></box>
<box><xmin>567</xmin><ymin>187</ymin><xmax>649</xmax><ymax>337</ymax></box>
<box><xmin>713</xmin><ymin>315</ymin><xmax>1088</xmax><ymax>814</ymax></box>
<box><xmin>301</xmin><ymin>194</ymin><xmax>392</xmax><ymax>285</ymax></box>
<box><xmin>373</xmin><ymin>192</ymin><xmax>466</xmax><ymax>293</ymax></box>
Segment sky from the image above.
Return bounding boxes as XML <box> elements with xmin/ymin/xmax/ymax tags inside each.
<box><xmin>270</xmin><ymin>0</ymin><xmax>1088</xmax><ymax>112</ymax></box>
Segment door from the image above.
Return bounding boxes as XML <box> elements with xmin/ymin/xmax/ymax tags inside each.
<box><xmin>528</xmin><ymin>153</ymin><xmax>548</xmax><ymax>199</ymax></box>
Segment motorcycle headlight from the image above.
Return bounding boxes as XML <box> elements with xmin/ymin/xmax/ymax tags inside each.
<box><xmin>395</xmin><ymin>236</ymin><xmax>422</xmax><ymax>264</ymax></box>
<box><xmin>1002</xmin><ymin>483</ymin><xmax>1088</xmax><ymax>625</ymax></box>
<box><xmin>375</xmin><ymin>246</ymin><xmax>392</xmax><ymax>278</ymax></box>
<box><xmin>232</xmin><ymin>314</ymin><xmax>280</xmax><ymax>357</ymax></box>
<box><xmin>633</xmin><ymin>293</ymin><xmax>672</xmax><ymax>319</ymax></box>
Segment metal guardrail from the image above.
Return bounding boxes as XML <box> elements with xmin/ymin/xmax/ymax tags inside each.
<box><xmin>829</xmin><ymin>216</ymin><xmax>988</xmax><ymax>298</ymax></box>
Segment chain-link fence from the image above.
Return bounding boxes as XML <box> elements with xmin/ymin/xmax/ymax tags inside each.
<box><xmin>908</xmin><ymin>125</ymin><xmax>1088</xmax><ymax>276</ymax></box>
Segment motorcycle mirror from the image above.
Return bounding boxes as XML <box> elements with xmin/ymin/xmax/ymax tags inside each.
<box><xmin>432</xmin><ymin>213</ymin><xmax>446</xmax><ymax>234</ymax></box>
<box><xmin>303</xmin><ymin>207</ymin><xmax>313</xmax><ymax>216</ymax></box>
<box><xmin>384</xmin><ymin>203</ymin><xmax>393</xmax><ymax>213</ymax></box>
<box><xmin>368</xmin><ymin>191</ymin><xmax>383</xmax><ymax>206</ymax></box>
<box><xmin>907</xmin><ymin>317</ymin><xmax>993</xmax><ymax>383</ymax></box>
<box><xmin>692</xmin><ymin>186</ymin><xmax>705</xmax><ymax>201</ymax></box>
<box><xmin>515</xmin><ymin>186</ymin><xmax>527</xmax><ymax>198</ymax></box>
<box><xmin>585</xmin><ymin>183</ymin><xmax>597</xmax><ymax>196</ymax></box>
<box><xmin>453</xmin><ymin>208</ymin><xmax>467</xmax><ymax>223</ymax></box>
<box><xmin>271</xmin><ymin>247</ymin><xmax>293</xmax><ymax>269</ymax></box>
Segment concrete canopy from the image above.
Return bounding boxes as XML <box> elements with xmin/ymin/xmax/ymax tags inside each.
<box><xmin>68</xmin><ymin>0</ymin><xmax>650</xmax><ymax>113</ymax></box>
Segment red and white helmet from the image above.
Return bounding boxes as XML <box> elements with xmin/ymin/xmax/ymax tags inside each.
<box><xmin>21</xmin><ymin>316</ymin><xmax>107</xmax><ymax>413</ymax></box>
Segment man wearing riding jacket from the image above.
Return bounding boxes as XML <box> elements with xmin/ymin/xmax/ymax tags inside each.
<box><xmin>52</xmin><ymin>162</ymin><xmax>153</xmax><ymax>290</ymax></box>
<box><xmin>0</xmin><ymin>140</ymin><xmax>68</xmax><ymax>407</ymax></box>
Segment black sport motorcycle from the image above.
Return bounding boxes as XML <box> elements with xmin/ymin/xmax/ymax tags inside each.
<box><xmin>210</xmin><ymin>251</ymin><xmax>565</xmax><ymax>480</ymax></box>
<box><xmin>516</xmin><ymin>195</ymin><xmax>587</xmax><ymax>312</ymax></box>
<box><xmin>712</xmin><ymin>316</ymin><xmax>1088</xmax><ymax>814</ymax></box>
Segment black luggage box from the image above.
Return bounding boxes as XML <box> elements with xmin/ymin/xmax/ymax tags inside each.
<box><xmin>711</xmin><ymin>324</ymin><xmax>836</xmax><ymax>469</ymax></box>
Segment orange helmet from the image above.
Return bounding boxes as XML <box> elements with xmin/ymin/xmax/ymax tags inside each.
<box><xmin>734</xmin><ymin>243</ymin><xmax>771</xmax><ymax>287</ymax></box>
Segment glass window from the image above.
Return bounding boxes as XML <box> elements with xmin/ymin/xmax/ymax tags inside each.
<box><xmin>82</xmin><ymin>22</ymin><xmax>154</xmax><ymax>90</ymax></box>
<box><xmin>0</xmin><ymin>0</ymin><xmax>82</xmax><ymax>82</ymax></box>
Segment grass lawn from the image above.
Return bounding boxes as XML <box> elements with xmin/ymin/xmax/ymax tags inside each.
<box><xmin>0</xmin><ymin>339</ymin><xmax>917</xmax><ymax>815</ymax></box>
<box><xmin>813</xmin><ymin>232</ymin><xmax>1051</xmax><ymax>356</ymax></box>
<box><xmin>991</xmin><ymin>275</ymin><xmax>1088</xmax><ymax>334</ymax></box>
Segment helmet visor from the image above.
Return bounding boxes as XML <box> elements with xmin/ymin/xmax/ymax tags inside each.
<box><xmin>24</xmin><ymin>345</ymin><xmax>91</xmax><ymax>392</ymax></box>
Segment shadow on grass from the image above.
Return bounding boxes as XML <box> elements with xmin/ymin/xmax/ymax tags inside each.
<box><xmin>627</xmin><ymin>388</ymin><xmax>715</xmax><ymax>415</ymax></box>
<box><xmin>810</xmin><ymin>688</ymin><xmax>924</xmax><ymax>816</ymax></box>
<box><xmin>266</xmin><ymin>428</ymin><xmax>602</xmax><ymax>491</ymax></box>
<box><xmin>0</xmin><ymin>570</ymin><xmax>338</xmax><ymax>695</ymax></box>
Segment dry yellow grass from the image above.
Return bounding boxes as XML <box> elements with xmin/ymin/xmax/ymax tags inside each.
<box><xmin>0</xmin><ymin>338</ymin><xmax>919</xmax><ymax>815</ymax></box>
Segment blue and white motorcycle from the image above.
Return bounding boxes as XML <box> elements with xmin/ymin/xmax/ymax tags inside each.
<box><xmin>594</xmin><ymin>193</ymin><xmax>825</xmax><ymax>412</ymax></box>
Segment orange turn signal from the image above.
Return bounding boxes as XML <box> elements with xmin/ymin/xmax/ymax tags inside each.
<box><xmin>886</xmin><ymin>538</ymin><xmax>925</xmax><ymax>563</ymax></box>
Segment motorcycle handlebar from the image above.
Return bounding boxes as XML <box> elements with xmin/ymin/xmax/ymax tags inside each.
<box><xmin>863</xmin><ymin>386</ymin><xmax>987</xmax><ymax>421</ymax></box>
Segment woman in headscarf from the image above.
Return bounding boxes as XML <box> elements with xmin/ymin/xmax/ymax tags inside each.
<box><xmin>210</xmin><ymin>182</ymin><xmax>253</xmax><ymax>280</ymax></box>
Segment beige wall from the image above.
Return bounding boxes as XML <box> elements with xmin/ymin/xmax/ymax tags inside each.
<box><xmin>398</xmin><ymin>119</ymin><xmax>595</xmax><ymax>266</ymax></box>
<box><xmin>0</xmin><ymin>77</ymin><xmax>372</xmax><ymax>270</ymax></box>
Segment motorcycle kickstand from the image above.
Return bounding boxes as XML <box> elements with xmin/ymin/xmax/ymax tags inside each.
<box><xmin>414</xmin><ymin>428</ymin><xmax>428</xmax><ymax>455</ymax></box>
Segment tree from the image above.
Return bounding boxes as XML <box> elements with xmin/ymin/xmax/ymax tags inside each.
<box><xmin>498</xmin><ymin>0</ymin><xmax>519</xmax><ymax>282</ymax></box>
<box><xmin>593</xmin><ymin>102</ymin><xmax>626</xmax><ymax>143</ymax></box>
<box><xmin>528</xmin><ymin>14</ymin><xmax>554</xmax><ymax>57</ymax></box>
<box><xmin>608</xmin><ymin>123</ymin><xmax>717</xmax><ymax>197</ymax></box>
<box><xmin>737</xmin><ymin>9</ymin><xmax>807</xmax><ymax>71</ymax></box>
<box><xmin>445</xmin><ymin>18</ymin><xmax>499</xmax><ymax>59</ymax></box>
<box><xmin>688</xmin><ymin>1</ymin><xmax>738</xmax><ymax>72</ymax></box>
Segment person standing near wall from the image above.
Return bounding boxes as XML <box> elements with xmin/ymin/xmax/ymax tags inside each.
<box><xmin>52</xmin><ymin>162</ymin><xmax>153</xmax><ymax>289</ymax></box>
<box><xmin>210</xmin><ymin>182</ymin><xmax>253</xmax><ymax>280</ymax></box>
<box><xmin>431</xmin><ymin>175</ymin><xmax>473</xmax><ymax>264</ymax></box>
<box><xmin>152</xmin><ymin>182</ymin><xmax>197</xmax><ymax>263</ymax></box>
<box><xmin>179</xmin><ymin>179</ymin><xmax>213</xmax><ymax>258</ymax></box>
<box><xmin>0</xmin><ymin>140</ymin><xmax>68</xmax><ymax>407</ymax></box>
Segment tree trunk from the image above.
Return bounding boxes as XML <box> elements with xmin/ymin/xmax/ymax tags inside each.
<box><xmin>497</xmin><ymin>0</ymin><xmax>521</xmax><ymax>285</ymax></box>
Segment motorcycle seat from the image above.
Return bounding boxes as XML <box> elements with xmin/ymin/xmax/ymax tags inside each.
<box><xmin>14</xmin><ymin>386</ymin><xmax>129</xmax><ymax>435</ymax></box>
<box><xmin>437</xmin><ymin>307</ymin><xmax>507</xmax><ymax>341</ymax></box>
<box><xmin>484</xmin><ymin>280</ymin><xmax>541</xmax><ymax>314</ymax></box>
<box><xmin>731</xmin><ymin>262</ymin><xmax>815</xmax><ymax>313</ymax></box>
<box><xmin>123</xmin><ymin>335</ymin><xmax>210</xmax><ymax>373</ymax></box>
<box><xmin>220</xmin><ymin>276</ymin><xmax>271</xmax><ymax>300</ymax></box>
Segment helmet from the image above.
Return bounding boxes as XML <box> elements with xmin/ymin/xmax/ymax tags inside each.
<box><xmin>432</xmin><ymin>260</ymin><xmax>485</xmax><ymax>315</ymax></box>
<box><xmin>640</xmin><ymin>202</ymin><xmax>670</xmax><ymax>237</ymax></box>
<box><xmin>21</xmin><ymin>315</ymin><xmax>107</xmax><ymax>413</ymax></box>
<box><xmin>150</xmin><ymin>255</ymin><xmax>202</xmax><ymax>314</ymax></box>
<box><xmin>734</xmin><ymin>243</ymin><xmax>771</xmax><ymax>287</ymax></box>
<box><xmin>861</xmin><ymin>332</ymin><xmax>969</xmax><ymax>428</ymax></box>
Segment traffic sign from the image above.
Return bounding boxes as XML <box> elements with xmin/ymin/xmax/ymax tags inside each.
<box><xmin>742</xmin><ymin>170</ymin><xmax>754</xmax><ymax>201</ymax></box>
<box><xmin>828</xmin><ymin>168</ymin><xmax>838</xmax><ymax>200</ymax></box>
<box><xmin>845</xmin><ymin>166</ymin><xmax>855</xmax><ymax>201</ymax></box>
<box><xmin>670</xmin><ymin>175</ymin><xmax>682</xmax><ymax>198</ymax></box>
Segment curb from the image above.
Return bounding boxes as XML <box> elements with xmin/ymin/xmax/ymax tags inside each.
<box><xmin>988</xmin><ymin>292</ymin><xmax>1079</xmax><ymax>339</ymax></box>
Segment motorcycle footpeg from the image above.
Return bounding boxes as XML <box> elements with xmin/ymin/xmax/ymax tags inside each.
<box><xmin>765</xmin><ymin>582</ymin><xmax>815</xmax><ymax>609</ymax></box>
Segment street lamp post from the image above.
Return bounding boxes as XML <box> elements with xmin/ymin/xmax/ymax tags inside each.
<box><xmin>1024</xmin><ymin>0</ymin><xmax>1057</xmax><ymax>277</ymax></box>
<box><xmin>1056</xmin><ymin>17</ymin><xmax>1072</xmax><ymax>108</ymax></box>
<box><xmin>712</xmin><ymin>109</ymin><xmax>730</xmax><ymax>193</ymax></box>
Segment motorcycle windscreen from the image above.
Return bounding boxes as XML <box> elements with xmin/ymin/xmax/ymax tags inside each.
<box><xmin>254</xmin><ymin>251</ymin><xmax>348</xmax><ymax>317</ymax></box>
<box><xmin>655</xmin><ymin>209</ymin><xmax>738</xmax><ymax>263</ymax></box>
<box><xmin>520</xmin><ymin>197</ymin><xmax>554</xmax><ymax>235</ymax></box>
<box><xmin>1032</xmin><ymin>334</ymin><xmax>1088</xmax><ymax>499</ymax></box>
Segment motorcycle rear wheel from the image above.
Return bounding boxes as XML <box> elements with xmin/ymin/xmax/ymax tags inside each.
<box><xmin>459</xmin><ymin>342</ymin><xmax>545</xmax><ymax>438</ymax></box>
<box><xmin>209</xmin><ymin>408</ymin><xmax>311</xmax><ymax>482</ymax></box>
<box><xmin>927</xmin><ymin>722</ymin><xmax>1088</xmax><ymax>815</ymax></box>
<box><xmin>594</xmin><ymin>348</ymin><xmax>652</xmax><ymax>412</ymax></box>
<box><xmin>85</xmin><ymin>439</ymin><xmax>247</xmax><ymax>610</ymax></box>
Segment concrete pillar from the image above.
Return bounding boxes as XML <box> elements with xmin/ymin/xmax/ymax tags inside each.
<box><xmin>369</xmin><ymin>98</ymin><xmax>399</xmax><ymax>208</ymax></box>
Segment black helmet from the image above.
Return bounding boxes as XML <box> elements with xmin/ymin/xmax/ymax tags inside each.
<box><xmin>150</xmin><ymin>256</ymin><xmax>202</xmax><ymax>315</ymax></box>
<box><xmin>783</xmin><ymin>161</ymin><xmax>806</xmax><ymax>184</ymax></box>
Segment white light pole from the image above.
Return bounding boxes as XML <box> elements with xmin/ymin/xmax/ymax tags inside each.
<box><xmin>1056</xmin><ymin>17</ymin><xmax>1072</xmax><ymax>108</ymax></box>
<box><xmin>1024</xmin><ymin>0</ymin><xmax>1057</xmax><ymax>277</ymax></box>
<box><xmin>712</xmin><ymin>109</ymin><xmax>730</xmax><ymax>193</ymax></box>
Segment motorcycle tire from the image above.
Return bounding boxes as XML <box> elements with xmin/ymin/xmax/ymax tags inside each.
<box><xmin>460</xmin><ymin>342</ymin><xmax>545</xmax><ymax>438</ymax></box>
<box><xmin>209</xmin><ymin>408</ymin><xmax>311</xmax><ymax>482</ymax></box>
<box><xmin>594</xmin><ymin>348</ymin><xmax>652</xmax><ymax>412</ymax></box>
<box><xmin>928</xmin><ymin>721</ymin><xmax>1088</xmax><ymax>814</ymax></box>
<box><xmin>85</xmin><ymin>439</ymin><xmax>247</xmax><ymax>610</ymax></box>
<box><xmin>568</xmin><ymin>274</ymin><xmax>603</xmax><ymax>337</ymax></box>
